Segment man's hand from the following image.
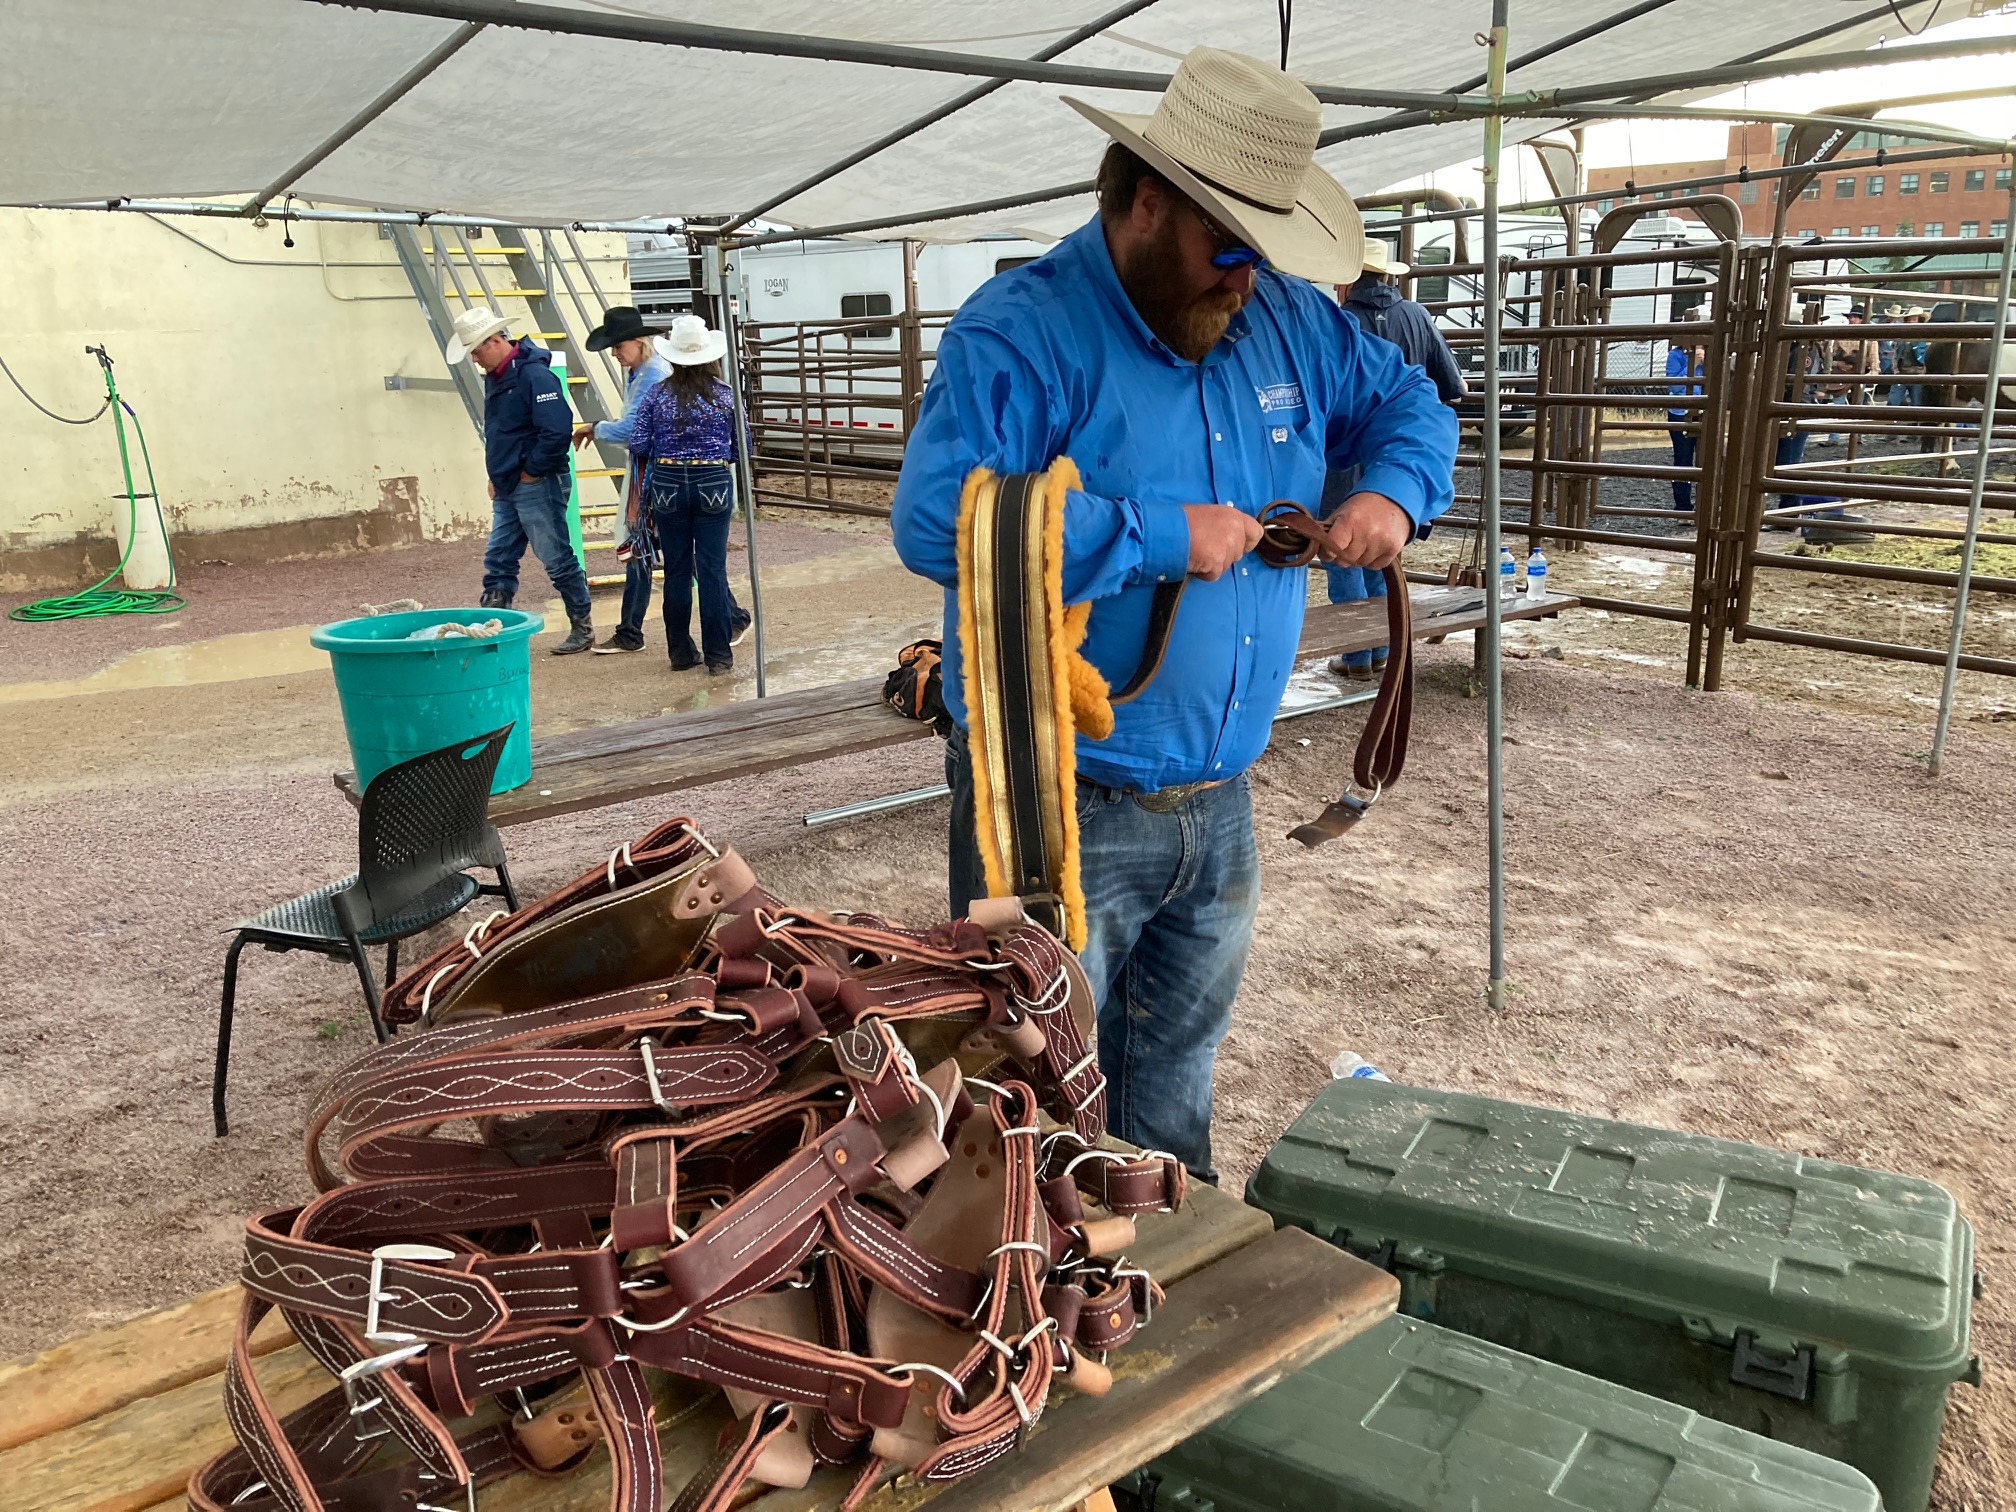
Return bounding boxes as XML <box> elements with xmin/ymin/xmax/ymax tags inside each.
<box><xmin>1323</xmin><ymin>492</ymin><xmax>1413</xmax><ymax>569</ymax></box>
<box><xmin>1182</xmin><ymin>504</ymin><xmax>1265</xmax><ymax>581</ymax></box>
<box><xmin>488</xmin><ymin>481</ymin><xmax>496</xmax><ymax>500</ymax></box>
<box><xmin>571</xmin><ymin>422</ymin><xmax>597</xmax><ymax>451</ymax></box>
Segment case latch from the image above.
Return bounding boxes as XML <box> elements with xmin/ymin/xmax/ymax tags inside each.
<box><xmin>1730</xmin><ymin>1329</ymin><xmax>1814</xmax><ymax>1402</ymax></box>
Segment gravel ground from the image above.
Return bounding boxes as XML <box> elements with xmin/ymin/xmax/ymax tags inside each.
<box><xmin>4</xmin><ymin>506</ymin><xmax>2015</xmax><ymax>1508</ymax></box>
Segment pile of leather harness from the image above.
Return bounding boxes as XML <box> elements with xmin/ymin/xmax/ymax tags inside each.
<box><xmin>192</xmin><ymin>818</ymin><xmax>1184</xmax><ymax>1512</ymax></box>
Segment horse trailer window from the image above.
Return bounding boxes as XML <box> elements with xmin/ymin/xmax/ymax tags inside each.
<box><xmin>840</xmin><ymin>292</ymin><xmax>894</xmax><ymax>339</ymax></box>
<box><xmin>994</xmin><ymin>256</ymin><xmax>1037</xmax><ymax>274</ymax></box>
<box><xmin>1411</xmin><ymin>245</ymin><xmax>1451</xmax><ymax>304</ymax></box>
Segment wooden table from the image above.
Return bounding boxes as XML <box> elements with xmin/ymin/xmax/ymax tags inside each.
<box><xmin>0</xmin><ymin>1186</ymin><xmax>1396</xmax><ymax>1512</ymax></box>
<box><xmin>335</xmin><ymin>589</ymin><xmax>1577</xmax><ymax>827</ymax></box>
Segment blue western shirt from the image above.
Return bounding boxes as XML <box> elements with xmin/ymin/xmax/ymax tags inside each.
<box><xmin>891</xmin><ymin>216</ymin><xmax>1458</xmax><ymax>792</ymax></box>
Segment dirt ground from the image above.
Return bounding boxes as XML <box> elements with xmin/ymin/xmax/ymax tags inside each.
<box><xmin>3</xmin><ymin>497</ymin><xmax>2013</xmax><ymax>1509</ymax></box>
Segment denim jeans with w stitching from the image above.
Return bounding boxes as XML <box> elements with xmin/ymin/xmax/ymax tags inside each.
<box><xmin>648</xmin><ymin>463</ymin><xmax>736</xmax><ymax>666</ymax></box>
<box><xmin>482</xmin><ymin>473</ymin><xmax>591</xmax><ymax>621</ymax></box>
<box><xmin>945</xmin><ymin>728</ymin><xmax>1260</xmax><ymax>1182</ymax></box>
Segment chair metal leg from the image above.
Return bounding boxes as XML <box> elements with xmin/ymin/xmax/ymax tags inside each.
<box><xmin>346</xmin><ymin>937</ymin><xmax>392</xmax><ymax>1044</ymax></box>
<box><xmin>385</xmin><ymin>937</ymin><xmax>400</xmax><ymax>987</ymax></box>
<box><xmin>214</xmin><ymin>933</ymin><xmax>250</xmax><ymax>1137</ymax></box>
<box><xmin>496</xmin><ymin>862</ymin><xmax>521</xmax><ymax>913</ymax></box>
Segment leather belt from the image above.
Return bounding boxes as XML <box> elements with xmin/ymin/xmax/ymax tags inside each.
<box><xmin>652</xmin><ymin>456</ymin><xmax>732</xmax><ymax>466</ymax></box>
<box><xmin>1078</xmin><ymin>772</ymin><xmax>1229</xmax><ymax>813</ymax></box>
<box><xmin>191</xmin><ymin>821</ymin><xmax>1184</xmax><ymax>1512</ymax></box>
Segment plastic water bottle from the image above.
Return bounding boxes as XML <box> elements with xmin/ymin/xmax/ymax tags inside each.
<box><xmin>1525</xmin><ymin>547</ymin><xmax>1548</xmax><ymax>601</ymax></box>
<box><xmin>1329</xmin><ymin>1051</ymin><xmax>1390</xmax><ymax>1082</ymax></box>
<box><xmin>1498</xmin><ymin>545</ymin><xmax>1518</xmax><ymax>596</ymax></box>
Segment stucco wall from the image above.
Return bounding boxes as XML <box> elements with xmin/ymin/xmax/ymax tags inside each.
<box><xmin>0</xmin><ymin>208</ymin><xmax>625</xmax><ymax>590</ymax></box>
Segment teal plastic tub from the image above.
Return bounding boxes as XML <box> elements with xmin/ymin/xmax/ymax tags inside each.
<box><xmin>312</xmin><ymin>608</ymin><xmax>543</xmax><ymax>795</ymax></box>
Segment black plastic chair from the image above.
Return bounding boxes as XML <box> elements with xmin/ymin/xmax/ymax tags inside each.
<box><xmin>212</xmin><ymin>725</ymin><xmax>520</xmax><ymax>1135</ymax></box>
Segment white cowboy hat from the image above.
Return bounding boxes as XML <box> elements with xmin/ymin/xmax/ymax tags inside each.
<box><xmin>444</xmin><ymin>306</ymin><xmax>511</xmax><ymax>365</ymax></box>
<box><xmin>1063</xmin><ymin>46</ymin><xmax>1364</xmax><ymax>286</ymax></box>
<box><xmin>661</xmin><ymin>313</ymin><xmax>728</xmax><ymax>366</ymax></box>
<box><xmin>1360</xmin><ymin>236</ymin><xmax>1409</xmax><ymax>278</ymax></box>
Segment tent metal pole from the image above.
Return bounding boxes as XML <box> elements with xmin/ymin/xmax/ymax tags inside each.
<box><xmin>248</xmin><ymin>22</ymin><xmax>484</xmax><ymax>214</ymax></box>
<box><xmin>30</xmin><ymin>198</ymin><xmax>684</xmax><ymax>234</ymax></box>
<box><xmin>716</xmin><ymin>242</ymin><xmax>769</xmax><ymax>698</ymax></box>
<box><xmin>731</xmin><ymin>68</ymin><xmax>2004</xmax><ymax>248</ymax></box>
<box><xmin>716</xmin><ymin>0</ymin><xmax>1164</xmax><ymax>236</ymax></box>
<box><xmin>304</xmin><ymin>0</ymin><xmax>1487</xmax><ymax>111</ymax></box>
<box><xmin>1482</xmin><ymin>0</ymin><xmax>1510</xmax><ymax>1012</ymax></box>
<box><xmin>1928</xmin><ymin>168</ymin><xmax>2016</xmax><ymax>777</ymax></box>
<box><xmin>1320</xmin><ymin>0</ymin><xmax>1908</xmax><ymax>149</ymax></box>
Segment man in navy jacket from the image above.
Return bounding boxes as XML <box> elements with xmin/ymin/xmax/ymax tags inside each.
<box><xmin>445</xmin><ymin>307</ymin><xmax>594</xmax><ymax>654</ymax></box>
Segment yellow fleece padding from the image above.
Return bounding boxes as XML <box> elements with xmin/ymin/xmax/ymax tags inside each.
<box><xmin>957</xmin><ymin>458</ymin><xmax>1113</xmax><ymax>951</ymax></box>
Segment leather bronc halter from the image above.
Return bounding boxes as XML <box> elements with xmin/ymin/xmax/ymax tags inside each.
<box><xmin>194</xmin><ymin>818</ymin><xmax>1184</xmax><ymax>1512</ymax></box>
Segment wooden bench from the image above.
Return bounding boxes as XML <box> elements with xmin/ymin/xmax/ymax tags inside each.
<box><xmin>336</xmin><ymin>588</ymin><xmax>1577</xmax><ymax>827</ymax></box>
<box><xmin>0</xmin><ymin>1184</ymin><xmax>1395</xmax><ymax>1512</ymax></box>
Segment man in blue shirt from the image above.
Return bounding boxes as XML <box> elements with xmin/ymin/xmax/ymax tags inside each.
<box><xmin>891</xmin><ymin>48</ymin><xmax>1457</xmax><ymax>1178</ymax></box>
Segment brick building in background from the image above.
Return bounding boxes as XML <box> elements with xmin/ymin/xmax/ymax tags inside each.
<box><xmin>1586</xmin><ymin>123</ymin><xmax>2012</xmax><ymax>241</ymax></box>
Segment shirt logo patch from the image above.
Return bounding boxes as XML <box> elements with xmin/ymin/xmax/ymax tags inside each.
<box><xmin>1271</xmin><ymin>426</ymin><xmax>1289</xmax><ymax>443</ymax></box>
<box><xmin>1256</xmin><ymin>381</ymin><xmax>1305</xmax><ymax>414</ymax></box>
<box><xmin>533</xmin><ymin>391</ymin><xmax>561</xmax><ymax>402</ymax></box>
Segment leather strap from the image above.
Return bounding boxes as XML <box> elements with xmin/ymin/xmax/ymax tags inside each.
<box><xmin>1109</xmin><ymin>498</ymin><xmax>1415</xmax><ymax>846</ymax></box>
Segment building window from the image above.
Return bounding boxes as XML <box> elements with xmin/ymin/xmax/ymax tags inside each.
<box><xmin>1866</xmin><ymin>175</ymin><xmax>1884</xmax><ymax>197</ymax></box>
<box><xmin>1835</xmin><ymin>176</ymin><xmax>1856</xmax><ymax>198</ymax></box>
<box><xmin>1924</xmin><ymin>222</ymin><xmax>1944</xmax><ymax>237</ymax></box>
<box><xmin>1860</xmin><ymin>225</ymin><xmax>1880</xmax><ymax>238</ymax></box>
<box><xmin>1795</xmin><ymin>228</ymin><xmax>1815</xmax><ymax>239</ymax></box>
<box><xmin>1897</xmin><ymin>221</ymin><xmax>1915</xmax><ymax>236</ymax></box>
<box><xmin>1831</xmin><ymin>226</ymin><xmax>1852</xmax><ymax>237</ymax></box>
<box><xmin>1998</xmin><ymin>168</ymin><xmax>2012</xmax><ymax>191</ymax></box>
<box><xmin>1802</xmin><ymin>182</ymin><xmax>1820</xmax><ymax>200</ymax></box>
<box><xmin>1994</xmin><ymin>220</ymin><xmax>2009</xmax><ymax>240</ymax></box>
<box><xmin>1960</xmin><ymin>221</ymin><xmax>1980</xmax><ymax>238</ymax></box>
<box><xmin>840</xmin><ymin>291</ymin><xmax>894</xmax><ymax>338</ymax></box>
<box><xmin>1596</xmin><ymin>197</ymin><xmax>1613</xmax><ymax>212</ymax></box>
<box><xmin>1739</xmin><ymin>182</ymin><xmax>1757</xmax><ymax>204</ymax></box>
<box><xmin>1899</xmin><ymin>172</ymin><xmax>1919</xmax><ymax>195</ymax></box>
<box><xmin>1964</xmin><ymin>169</ymin><xmax>1985</xmax><ymax>192</ymax></box>
<box><xmin>1930</xmin><ymin>172</ymin><xmax>1949</xmax><ymax>193</ymax></box>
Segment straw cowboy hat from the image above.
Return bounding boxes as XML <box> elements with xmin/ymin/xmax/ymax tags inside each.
<box><xmin>1063</xmin><ymin>46</ymin><xmax>1364</xmax><ymax>285</ymax></box>
<box><xmin>1360</xmin><ymin>236</ymin><xmax>1408</xmax><ymax>278</ymax></box>
<box><xmin>444</xmin><ymin>306</ymin><xmax>511</xmax><ymax>364</ymax></box>
<box><xmin>660</xmin><ymin>312</ymin><xmax>728</xmax><ymax>366</ymax></box>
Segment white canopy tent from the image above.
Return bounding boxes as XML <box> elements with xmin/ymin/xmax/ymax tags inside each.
<box><xmin>0</xmin><ymin>0</ymin><xmax>1946</xmax><ymax>236</ymax></box>
<box><xmin>7</xmin><ymin>0</ymin><xmax>2008</xmax><ymax>1008</ymax></box>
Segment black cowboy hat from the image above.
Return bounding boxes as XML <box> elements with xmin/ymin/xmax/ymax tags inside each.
<box><xmin>585</xmin><ymin>305</ymin><xmax>652</xmax><ymax>352</ymax></box>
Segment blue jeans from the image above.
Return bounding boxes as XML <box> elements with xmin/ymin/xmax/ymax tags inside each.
<box><xmin>648</xmin><ymin>464</ymin><xmax>736</xmax><ymax>667</ymax></box>
<box><xmin>483</xmin><ymin>473</ymin><xmax>590</xmax><ymax>621</ymax></box>
<box><xmin>946</xmin><ymin>729</ymin><xmax>1261</xmax><ymax>1181</ymax></box>
<box><xmin>616</xmin><ymin>541</ymin><xmax>749</xmax><ymax>650</ymax></box>
<box><xmin>1669</xmin><ymin>427</ymin><xmax>1697</xmax><ymax>511</ymax></box>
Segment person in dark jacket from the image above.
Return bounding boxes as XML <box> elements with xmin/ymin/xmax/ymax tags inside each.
<box><xmin>1322</xmin><ymin>237</ymin><xmax>1465</xmax><ymax>677</ymax></box>
<box><xmin>444</xmin><ymin>306</ymin><xmax>594</xmax><ymax>654</ymax></box>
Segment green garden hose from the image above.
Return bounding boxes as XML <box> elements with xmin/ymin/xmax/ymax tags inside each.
<box><xmin>8</xmin><ymin>346</ymin><xmax>184</xmax><ymax>621</ymax></box>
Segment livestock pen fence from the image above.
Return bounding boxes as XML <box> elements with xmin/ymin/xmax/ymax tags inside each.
<box><xmin>1407</xmin><ymin>212</ymin><xmax>2014</xmax><ymax>689</ymax></box>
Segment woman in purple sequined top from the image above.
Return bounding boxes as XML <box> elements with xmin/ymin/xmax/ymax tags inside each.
<box><xmin>628</xmin><ymin>315</ymin><xmax>748</xmax><ymax>674</ymax></box>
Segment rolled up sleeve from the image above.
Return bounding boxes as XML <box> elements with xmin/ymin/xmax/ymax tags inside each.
<box><xmin>893</xmin><ymin>323</ymin><xmax>1189</xmax><ymax>600</ymax></box>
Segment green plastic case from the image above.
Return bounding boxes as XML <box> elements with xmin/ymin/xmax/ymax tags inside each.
<box><xmin>1246</xmin><ymin>1081</ymin><xmax>1978</xmax><ymax>1511</ymax></box>
<box><xmin>1119</xmin><ymin>1314</ymin><xmax>1884</xmax><ymax>1512</ymax></box>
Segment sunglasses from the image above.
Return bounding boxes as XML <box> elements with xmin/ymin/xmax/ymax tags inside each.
<box><xmin>1192</xmin><ymin>204</ymin><xmax>1264</xmax><ymax>270</ymax></box>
